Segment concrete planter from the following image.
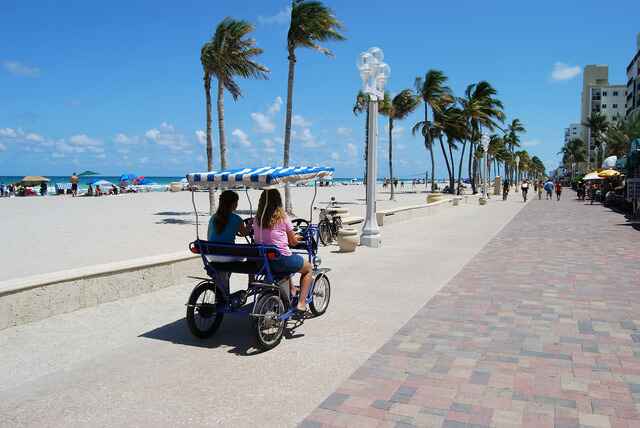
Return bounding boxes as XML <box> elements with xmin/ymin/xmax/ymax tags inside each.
<box><xmin>337</xmin><ymin>228</ymin><xmax>359</xmax><ymax>252</ymax></box>
<box><xmin>427</xmin><ymin>194</ymin><xmax>442</xmax><ymax>204</ymax></box>
<box><xmin>479</xmin><ymin>197</ymin><xmax>487</xmax><ymax>205</ymax></box>
<box><xmin>452</xmin><ymin>198</ymin><xmax>459</xmax><ymax>206</ymax></box>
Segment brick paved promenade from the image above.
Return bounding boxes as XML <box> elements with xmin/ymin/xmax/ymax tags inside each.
<box><xmin>302</xmin><ymin>193</ymin><xmax>640</xmax><ymax>428</ymax></box>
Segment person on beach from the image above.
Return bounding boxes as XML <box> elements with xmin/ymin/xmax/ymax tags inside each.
<box><xmin>86</xmin><ymin>184</ymin><xmax>93</xmax><ymax>197</ymax></box>
<box><xmin>502</xmin><ymin>179</ymin><xmax>509</xmax><ymax>200</ymax></box>
<box><xmin>521</xmin><ymin>179</ymin><xmax>529</xmax><ymax>202</ymax></box>
<box><xmin>70</xmin><ymin>172</ymin><xmax>79</xmax><ymax>197</ymax></box>
<box><xmin>206</xmin><ymin>190</ymin><xmax>249</xmax><ymax>293</ymax></box>
<box><xmin>253</xmin><ymin>189</ymin><xmax>312</xmax><ymax>316</ymax></box>
<box><xmin>555</xmin><ymin>182</ymin><xmax>562</xmax><ymax>201</ymax></box>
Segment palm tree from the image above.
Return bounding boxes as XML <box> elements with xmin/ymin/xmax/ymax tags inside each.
<box><xmin>201</xmin><ymin>18</ymin><xmax>269</xmax><ymax>212</ymax></box>
<box><xmin>414</xmin><ymin>70</ymin><xmax>452</xmax><ymax>191</ymax></box>
<box><xmin>457</xmin><ymin>81</ymin><xmax>505</xmax><ymax>193</ymax></box>
<box><xmin>283</xmin><ymin>0</ymin><xmax>345</xmax><ymax>212</ymax></box>
<box><xmin>583</xmin><ymin>112</ymin><xmax>609</xmax><ymax>166</ymax></box>
<box><xmin>353</xmin><ymin>90</ymin><xmax>369</xmax><ymax>185</ymax></box>
<box><xmin>504</xmin><ymin>118</ymin><xmax>525</xmax><ymax>182</ymax></box>
<box><xmin>605</xmin><ymin>113</ymin><xmax>640</xmax><ymax>156</ymax></box>
<box><xmin>558</xmin><ymin>138</ymin><xmax>587</xmax><ymax>179</ymax></box>
<box><xmin>379</xmin><ymin>90</ymin><xmax>420</xmax><ymax>200</ymax></box>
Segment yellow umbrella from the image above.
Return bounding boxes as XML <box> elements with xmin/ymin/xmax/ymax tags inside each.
<box><xmin>598</xmin><ymin>169</ymin><xmax>620</xmax><ymax>178</ymax></box>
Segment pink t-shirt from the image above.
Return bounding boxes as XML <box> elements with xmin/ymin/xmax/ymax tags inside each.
<box><xmin>253</xmin><ymin>215</ymin><xmax>293</xmax><ymax>256</ymax></box>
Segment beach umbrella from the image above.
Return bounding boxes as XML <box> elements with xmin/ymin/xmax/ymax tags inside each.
<box><xmin>78</xmin><ymin>170</ymin><xmax>100</xmax><ymax>177</ymax></box>
<box><xmin>598</xmin><ymin>169</ymin><xmax>620</xmax><ymax>178</ymax></box>
<box><xmin>583</xmin><ymin>172</ymin><xmax>604</xmax><ymax>180</ymax></box>
<box><xmin>119</xmin><ymin>173</ymin><xmax>137</xmax><ymax>182</ymax></box>
<box><xmin>19</xmin><ymin>176</ymin><xmax>50</xmax><ymax>186</ymax></box>
<box><xmin>88</xmin><ymin>179</ymin><xmax>115</xmax><ymax>187</ymax></box>
<box><xmin>602</xmin><ymin>156</ymin><xmax>617</xmax><ymax>169</ymax></box>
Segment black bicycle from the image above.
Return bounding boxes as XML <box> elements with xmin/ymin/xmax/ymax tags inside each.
<box><xmin>316</xmin><ymin>198</ymin><xmax>344</xmax><ymax>246</ymax></box>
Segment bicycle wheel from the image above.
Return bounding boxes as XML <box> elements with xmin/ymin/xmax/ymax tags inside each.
<box><xmin>318</xmin><ymin>221</ymin><xmax>332</xmax><ymax>246</ymax></box>
<box><xmin>309</xmin><ymin>274</ymin><xmax>331</xmax><ymax>316</ymax></box>
<box><xmin>186</xmin><ymin>281</ymin><xmax>224</xmax><ymax>339</ymax></box>
<box><xmin>253</xmin><ymin>293</ymin><xmax>285</xmax><ymax>350</ymax></box>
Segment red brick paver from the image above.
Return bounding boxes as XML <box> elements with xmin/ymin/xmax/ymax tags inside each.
<box><xmin>301</xmin><ymin>194</ymin><xmax>640</xmax><ymax>428</ymax></box>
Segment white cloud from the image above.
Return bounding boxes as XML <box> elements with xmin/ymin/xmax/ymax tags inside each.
<box><xmin>382</xmin><ymin>125</ymin><xmax>405</xmax><ymax>139</ymax></box>
<box><xmin>292</xmin><ymin>127</ymin><xmax>322</xmax><ymax>148</ymax></box>
<box><xmin>114</xmin><ymin>133</ymin><xmax>138</xmax><ymax>145</ymax></box>
<box><xmin>140</xmin><ymin>157</ymin><xmax>149</xmax><ymax>164</ymax></box>
<box><xmin>347</xmin><ymin>143</ymin><xmax>357</xmax><ymax>157</ymax></box>
<box><xmin>25</xmin><ymin>132</ymin><xmax>43</xmax><ymax>142</ymax></box>
<box><xmin>0</xmin><ymin>143</ymin><xmax>6</xmax><ymax>151</ymax></box>
<box><xmin>2</xmin><ymin>60</ymin><xmax>40</xmax><ymax>77</ymax></box>
<box><xmin>69</xmin><ymin>134</ymin><xmax>101</xmax><ymax>147</ymax></box>
<box><xmin>195</xmin><ymin>130</ymin><xmax>207</xmax><ymax>145</ymax></box>
<box><xmin>51</xmin><ymin>151</ymin><xmax>64</xmax><ymax>158</ymax></box>
<box><xmin>251</xmin><ymin>112</ymin><xmax>276</xmax><ymax>133</ymax></box>
<box><xmin>330</xmin><ymin>152</ymin><xmax>340</xmax><ymax>161</ymax></box>
<box><xmin>523</xmin><ymin>139</ymin><xmax>542</xmax><ymax>147</ymax></box>
<box><xmin>0</xmin><ymin>128</ymin><xmax>19</xmax><ymax>138</ymax></box>
<box><xmin>551</xmin><ymin>62</ymin><xmax>581</xmax><ymax>81</ymax></box>
<box><xmin>292</xmin><ymin>115</ymin><xmax>311</xmax><ymax>127</ymax></box>
<box><xmin>337</xmin><ymin>127</ymin><xmax>353</xmax><ymax>137</ymax></box>
<box><xmin>268</xmin><ymin>96</ymin><xmax>283</xmax><ymax>115</ymax></box>
<box><xmin>144</xmin><ymin>123</ymin><xmax>190</xmax><ymax>151</ymax></box>
<box><xmin>258</xmin><ymin>6</ymin><xmax>291</xmax><ymax>25</ymax></box>
<box><xmin>262</xmin><ymin>138</ymin><xmax>277</xmax><ymax>153</ymax></box>
<box><xmin>232</xmin><ymin>128</ymin><xmax>252</xmax><ymax>147</ymax></box>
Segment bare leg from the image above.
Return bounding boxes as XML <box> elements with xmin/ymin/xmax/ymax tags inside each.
<box><xmin>296</xmin><ymin>261</ymin><xmax>313</xmax><ymax>311</ymax></box>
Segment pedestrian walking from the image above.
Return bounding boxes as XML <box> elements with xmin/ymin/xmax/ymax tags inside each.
<box><xmin>502</xmin><ymin>179</ymin><xmax>509</xmax><ymax>201</ymax></box>
<box><xmin>555</xmin><ymin>182</ymin><xmax>562</xmax><ymax>201</ymax></box>
<box><xmin>537</xmin><ymin>181</ymin><xmax>543</xmax><ymax>200</ymax></box>
<box><xmin>544</xmin><ymin>180</ymin><xmax>554</xmax><ymax>200</ymax></box>
<box><xmin>521</xmin><ymin>179</ymin><xmax>529</xmax><ymax>202</ymax></box>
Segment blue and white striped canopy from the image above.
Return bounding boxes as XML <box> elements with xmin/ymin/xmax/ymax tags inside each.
<box><xmin>186</xmin><ymin>166</ymin><xmax>334</xmax><ymax>189</ymax></box>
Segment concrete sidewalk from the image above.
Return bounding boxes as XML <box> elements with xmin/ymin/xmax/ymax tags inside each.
<box><xmin>0</xmin><ymin>197</ymin><xmax>525</xmax><ymax>427</ymax></box>
<box><xmin>302</xmin><ymin>193</ymin><xmax>640</xmax><ymax>428</ymax></box>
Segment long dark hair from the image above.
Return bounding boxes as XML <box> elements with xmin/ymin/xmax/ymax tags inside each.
<box><xmin>256</xmin><ymin>189</ymin><xmax>286</xmax><ymax>229</ymax></box>
<box><xmin>214</xmin><ymin>190</ymin><xmax>239</xmax><ymax>234</ymax></box>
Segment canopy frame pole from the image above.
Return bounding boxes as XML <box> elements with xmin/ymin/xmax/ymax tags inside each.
<box><xmin>245</xmin><ymin>187</ymin><xmax>253</xmax><ymax>218</ymax></box>
<box><xmin>310</xmin><ymin>180</ymin><xmax>318</xmax><ymax>223</ymax></box>
<box><xmin>191</xmin><ymin>189</ymin><xmax>200</xmax><ymax>240</ymax></box>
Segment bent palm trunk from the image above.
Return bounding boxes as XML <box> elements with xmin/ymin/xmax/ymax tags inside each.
<box><xmin>204</xmin><ymin>74</ymin><xmax>215</xmax><ymax>214</ymax></box>
<box><xmin>457</xmin><ymin>141</ymin><xmax>466</xmax><ymax>194</ymax></box>
<box><xmin>438</xmin><ymin>136</ymin><xmax>452</xmax><ymax>193</ymax></box>
<box><xmin>283</xmin><ymin>52</ymin><xmax>296</xmax><ymax>214</ymax></box>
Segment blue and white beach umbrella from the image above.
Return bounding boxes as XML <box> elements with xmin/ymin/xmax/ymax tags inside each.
<box><xmin>186</xmin><ymin>166</ymin><xmax>334</xmax><ymax>189</ymax></box>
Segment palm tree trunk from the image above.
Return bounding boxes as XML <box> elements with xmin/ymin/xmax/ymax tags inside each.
<box><xmin>457</xmin><ymin>141</ymin><xmax>466</xmax><ymax>195</ymax></box>
<box><xmin>448</xmin><ymin>141</ymin><xmax>455</xmax><ymax>193</ymax></box>
<box><xmin>468</xmin><ymin>142</ymin><xmax>475</xmax><ymax>194</ymax></box>
<box><xmin>216</xmin><ymin>79</ymin><xmax>227</xmax><ymax>170</ymax></box>
<box><xmin>204</xmin><ymin>73</ymin><xmax>215</xmax><ymax>215</ymax></box>
<box><xmin>429</xmin><ymin>144</ymin><xmax>435</xmax><ymax>191</ymax></box>
<box><xmin>389</xmin><ymin>117</ymin><xmax>394</xmax><ymax>200</ymax></box>
<box><xmin>283</xmin><ymin>51</ymin><xmax>296</xmax><ymax>214</ymax></box>
<box><xmin>438</xmin><ymin>136</ymin><xmax>452</xmax><ymax>193</ymax></box>
<box><xmin>424</xmin><ymin>106</ymin><xmax>435</xmax><ymax>191</ymax></box>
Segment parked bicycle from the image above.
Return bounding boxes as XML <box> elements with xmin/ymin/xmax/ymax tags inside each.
<box><xmin>316</xmin><ymin>197</ymin><xmax>345</xmax><ymax>246</ymax></box>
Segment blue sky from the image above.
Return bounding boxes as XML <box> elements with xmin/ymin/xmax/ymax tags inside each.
<box><xmin>0</xmin><ymin>0</ymin><xmax>638</xmax><ymax>178</ymax></box>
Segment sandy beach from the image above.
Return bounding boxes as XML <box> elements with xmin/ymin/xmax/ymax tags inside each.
<box><xmin>0</xmin><ymin>185</ymin><xmax>440</xmax><ymax>282</ymax></box>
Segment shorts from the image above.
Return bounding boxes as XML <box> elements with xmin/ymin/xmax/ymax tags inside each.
<box><xmin>270</xmin><ymin>254</ymin><xmax>304</xmax><ymax>274</ymax></box>
<box><xmin>71</xmin><ymin>183</ymin><xmax>78</xmax><ymax>191</ymax></box>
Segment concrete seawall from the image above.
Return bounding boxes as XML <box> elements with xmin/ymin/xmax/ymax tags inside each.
<box><xmin>0</xmin><ymin>195</ymin><xmax>475</xmax><ymax>331</ymax></box>
<box><xmin>0</xmin><ymin>252</ymin><xmax>200</xmax><ymax>330</ymax></box>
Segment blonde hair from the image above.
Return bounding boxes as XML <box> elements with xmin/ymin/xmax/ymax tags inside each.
<box><xmin>256</xmin><ymin>189</ymin><xmax>287</xmax><ymax>228</ymax></box>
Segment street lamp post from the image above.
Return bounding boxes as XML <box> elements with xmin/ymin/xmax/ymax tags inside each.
<box><xmin>480</xmin><ymin>133</ymin><xmax>490</xmax><ymax>202</ymax></box>
<box><xmin>594</xmin><ymin>146</ymin><xmax>599</xmax><ymax>170</ymax></box>
<box><xmin>357</xmin><ymin>47</ymin><xmax>390</xmax><ymax>248</ymax></box>
<box><xmin>515</xmin><ymin>155</ymin><xmax>520</xmax><ymax>193</ymax></box>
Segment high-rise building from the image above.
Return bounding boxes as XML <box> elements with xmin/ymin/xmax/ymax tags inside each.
<box><xmin>579</xmin><ymin>65</ymin><xmax>626</xmax><ymax>165</ymax></box>
<box><xmin>626</xmin><ymin>33</ymin><xmax>640</xmax><ymax>119</ymax></box>
<box><xmin>564</xmin><ymin>123</ymin><xmax>582</xmax><ymax>143</ymax></box>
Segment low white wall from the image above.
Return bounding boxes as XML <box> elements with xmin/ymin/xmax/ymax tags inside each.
<box><xmin>376</xmin><ymin>196</ymin><xmax>468</xmax><ymax>227</ymax></box>
<box><xmin>0</xmin><ymin>252</ymin><xmax>200</xmax><ymax>331</ymax></box>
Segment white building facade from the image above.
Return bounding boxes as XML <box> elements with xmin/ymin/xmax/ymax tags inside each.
<box><xmin>626</xmin><ymin>33</ymin><xmax>640</xmax><ymax>119</ymax></box>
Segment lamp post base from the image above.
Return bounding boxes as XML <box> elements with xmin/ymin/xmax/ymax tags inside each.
<box><xmin>360</xmin><ymin>232</ymin><xmax>382</xmax><ymax>248</ymax></box>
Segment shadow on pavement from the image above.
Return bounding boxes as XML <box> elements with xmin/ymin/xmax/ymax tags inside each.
<box><xmin>139</xmin><ymin>315</ymin><xmax>306</xmax><ymax>356</ymax></box>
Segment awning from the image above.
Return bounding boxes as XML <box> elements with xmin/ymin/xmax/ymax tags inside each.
<box><xmin>598</xmin><ymin>169</ymin><xmax>621</xmax><ymax>178</ymax></box>
<box><xmin>19</xmin><ymin>176</ymin><xmax>50</xmax><ymax>185</ymax></box>
<box><xmin>187</xmin><ymin>166</ymin><xmax>335</xmax><ymax>189</ymax></box>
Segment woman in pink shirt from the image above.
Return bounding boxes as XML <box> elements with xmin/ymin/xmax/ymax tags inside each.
<box><xmin>253</xmin><ymin>189</ymin><xmax>312</xmax><ymax>314</ymax></box>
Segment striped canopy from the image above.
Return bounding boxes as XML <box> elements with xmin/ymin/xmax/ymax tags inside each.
<box><xmin>186</xmin><ymin>166</ymin><xmax>334</xmax><ymax>189</ymax></box>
